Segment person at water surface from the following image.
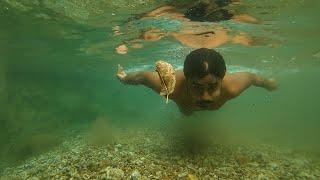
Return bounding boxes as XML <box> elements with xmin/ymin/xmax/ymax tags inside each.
<box><xmin>115</xmin><ymin>1</ymin><xmax>258</xmax><ymax>54</ymax></box>
<box><xmin>116</xmin><ymin>48</ymin><xmax>277</xmax><ymax>115</ymax></box>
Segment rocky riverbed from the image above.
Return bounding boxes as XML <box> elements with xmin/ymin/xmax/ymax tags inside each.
<box><xmin>1</xmin><ymin>130</ymin><xmax>320</xmax><ymax>179</ymax></box>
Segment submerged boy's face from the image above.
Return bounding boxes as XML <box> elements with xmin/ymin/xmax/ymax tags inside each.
<box><xmin>187</xmin><ymin>74</ymin><xmax>223</xmax><ymax>108</ymax></box>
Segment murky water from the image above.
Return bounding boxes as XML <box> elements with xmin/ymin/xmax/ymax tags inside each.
<box><xmin>1</xmin><ymin>0</ymin><xmax>320</xmax><ymax>174</ymax></box>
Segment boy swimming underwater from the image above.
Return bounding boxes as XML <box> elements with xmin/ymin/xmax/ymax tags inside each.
<box><xmin>117</xmin><ymin>48</ymin><xmax>277</xmax><ymax>115</ymax></box>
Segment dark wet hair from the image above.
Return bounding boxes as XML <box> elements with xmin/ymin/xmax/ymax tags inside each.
<box><xmin>184</xmin><ymin>1</ymin><xmax>233</xmax><ymax>22</ymax></box>
<box><xmin>183</xmin><ymin>48</ymin><xmax>226</xmax><ymax>79</ymax></box>
<box><xmin>214</xmin><ymin>0</ymin><xmax>232</xmax><ymax>7</ymax></box>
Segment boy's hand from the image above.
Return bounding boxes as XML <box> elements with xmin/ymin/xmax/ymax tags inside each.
<box><xmin>265</xmin><ymin>78</ymin><xmax>278</xmax><ymax>91</ymax></box>
<box><xmin>117</xmin><ymin>64</ymin><xmax>127</xmax><ymax>83</ymax></box>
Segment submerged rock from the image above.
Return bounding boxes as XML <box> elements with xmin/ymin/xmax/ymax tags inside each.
<box><xmin>187</xmin><ymin>174</ymin><xmax>198</xmax><ymax>180</ymax></box>
<box><xmin>130</xmin><ymin>170</ymin><xmax>141</xmax><ymax>180</ymax></box>
<box><xmin>313</xmin><ymin>51</ymin><xmax>320</xmax><ymax>58</ymax></box>
<box><xmin>178</xmin><ymin>172</ymin><xmax>188</xmax><ymax>178</ymax></box>
<box><xmin>106</xmin><ymin>167</ymin><xmax>125</xmax><ymax>179</ymax></box>
<box><xmin>268</xmin><ymin>162</ymin><xmax>279</xmax><ymax>170</ymax></box>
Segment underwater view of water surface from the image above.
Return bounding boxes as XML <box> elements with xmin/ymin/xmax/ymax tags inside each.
<box><xmin>1</xmin><ymin>0</ymin><xmax>320</xmax><ymax>179</ymax></box>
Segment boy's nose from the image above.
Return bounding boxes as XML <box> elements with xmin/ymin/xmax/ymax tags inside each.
<box><xmin>200</xmin><ymin>91</ymin><xmax>213</xmax><ymax>101</ymax></box>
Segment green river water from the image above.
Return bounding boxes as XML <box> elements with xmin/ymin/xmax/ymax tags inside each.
<box><xmin>0</xmin><ymin>0</ymin><xmax>320</xmax><ymax>172</ymax></box>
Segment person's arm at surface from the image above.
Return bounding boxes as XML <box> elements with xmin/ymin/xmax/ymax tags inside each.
<box><xmin>116</xmin><ymin>64</ymin><xmax>162</xmax><ymax>93</ymax></box>
<box><xmin>232</xmin><ymin>14</ymin><xmax>259</xmax><ymax>24</ymax></box>
<box><xmin>225</xmin><ymin>72</ymin><xmax>277</xmax><ymax>99</ymax></box>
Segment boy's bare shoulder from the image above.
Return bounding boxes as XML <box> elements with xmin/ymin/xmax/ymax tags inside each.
<box><xmin>223</xmin><ymin>72</ymin><xmax>249</xmax><ymax>85</ymax></box>
<box><xmin>222</xmin><ymin>73</ymin><xmax>235</xmax><ymax>87</ymax></box>
<box><xmin>222</xmin><ymin>73</ymin><xmax>242</xmax><ymax>97</ymax></box>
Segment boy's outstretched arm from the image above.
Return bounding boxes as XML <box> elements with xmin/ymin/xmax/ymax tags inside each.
<box><xmin>116</xmin><ymin>64</ymin><xmax>162</xmax><ymax>93</ymax></box>
<box><xmin>225</xmin><ymin>72</ymin><xmax>277</xmax><ymax>99</ymax></box>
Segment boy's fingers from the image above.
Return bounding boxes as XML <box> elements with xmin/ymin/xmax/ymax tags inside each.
<box><xmin>118</xmin><ymin>64</ymin><xmax>124</xmax><ymax>72</ymax></box>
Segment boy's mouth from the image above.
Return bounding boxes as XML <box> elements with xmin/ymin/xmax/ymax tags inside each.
<box><xmin>197</xmin><ymin>101</ymin><xmax>213</xmax><ymax>108</ymax></box>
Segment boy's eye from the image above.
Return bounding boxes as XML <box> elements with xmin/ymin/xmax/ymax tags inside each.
<box><xmin>192</xmin><ymin>83</ymin><xmax>202</xmax><ymax>88</ymax></box>
<box><xmin>207</xmin><ymin>83</ymin><xmax>218</xmax><ymax>91</ymax></box>
<box><xmin>192</xmin><ymin>85</ymin><xmax>200</xmax><ymax>89</ymax></box>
